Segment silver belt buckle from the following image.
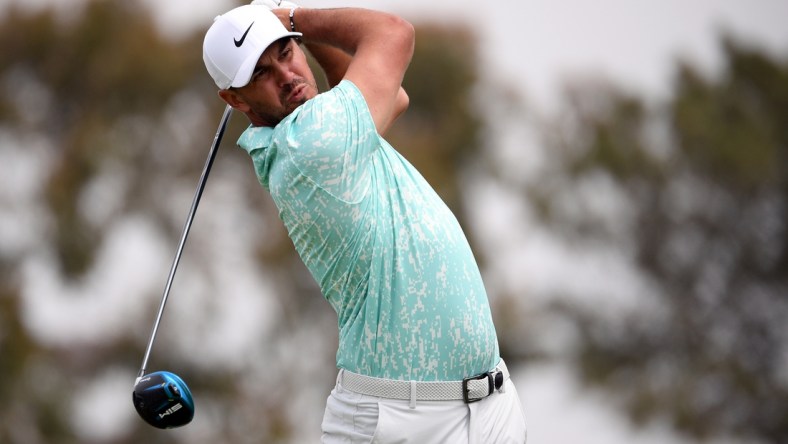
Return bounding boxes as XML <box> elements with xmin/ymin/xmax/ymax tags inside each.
<box><xmin>462</xmin><ymin>370</ymin><xmax>503</xmax><ymax>403</ymax></box>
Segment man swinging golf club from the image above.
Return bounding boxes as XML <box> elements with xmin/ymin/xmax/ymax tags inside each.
<box><xmin>202</xmin><ymin>2</ymin><xmax>527</xmax><ymax>442</ymax></box>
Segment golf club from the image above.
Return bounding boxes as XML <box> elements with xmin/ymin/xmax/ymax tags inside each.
<box><xmin>133</xmin><ymin>104</ymin><xmax>233</xmax><ymax>429</ymax></box>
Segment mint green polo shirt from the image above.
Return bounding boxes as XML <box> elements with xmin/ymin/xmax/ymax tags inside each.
<box><xmin>238</xmin><ymin>80</ymin><xmax>499</xmax><ymax>381</ymax></box>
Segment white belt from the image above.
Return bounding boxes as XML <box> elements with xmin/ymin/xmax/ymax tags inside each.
<box><xmin>338</xmin><ymin>359</ymin><xmax>510</xmax><ymax>407</ymax></box>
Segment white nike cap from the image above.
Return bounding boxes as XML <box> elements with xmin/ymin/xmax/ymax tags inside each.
<box><xmin>203</xmin><ymin>5</ymin><xmax>302</xmax><ymax>89</ymax></box>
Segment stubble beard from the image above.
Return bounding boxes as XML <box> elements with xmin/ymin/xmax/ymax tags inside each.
<box><xmin>255</xmin><ymin>78</ymin><xmax>318</xmax><ymax>126</ymax></box>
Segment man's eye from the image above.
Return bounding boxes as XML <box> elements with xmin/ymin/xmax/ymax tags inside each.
<box><xmin>252</xmin><ymin>69</ymin><xmax>268</xmax><ymax>82</ymax></box>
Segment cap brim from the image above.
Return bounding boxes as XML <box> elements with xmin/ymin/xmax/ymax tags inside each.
<box><xmin>230</xmin><ymin>32</ymin><xmax>302</xmax><ymax>88</ymax></box>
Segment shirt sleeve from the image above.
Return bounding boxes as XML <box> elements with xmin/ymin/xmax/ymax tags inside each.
<box><xmin>279</xmin><ymin>80</ymin><xmax>380</xmax><ymax>203</ymax></box>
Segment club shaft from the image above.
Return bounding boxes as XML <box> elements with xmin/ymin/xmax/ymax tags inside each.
<box><xmin>137</xmin><ymin>105</ymin><xmax>233</xmax><ymax>381</ymax></box>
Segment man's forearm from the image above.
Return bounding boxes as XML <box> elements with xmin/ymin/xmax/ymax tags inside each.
<box><xmin>272</xmin><ymin>8</ymin><xmax>351</xmax><ymax>87</ymax></box>
<box><xmin>283</xmin><ymin>8</ymin><xmax>409</xmax><ymax>55</ymax></box>
<box><xmin>274</xmin><ymin>6</ymin><xmax>413</xmax><ymax>133</ymax></box>
<box><xmin>303</xmin><ymin>42</ymin><xmax>351</xmax><ymax>89</ymax></box>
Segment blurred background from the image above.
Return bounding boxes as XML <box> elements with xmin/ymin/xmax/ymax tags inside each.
<box><xmin>0</xmin><ymin>0</ymin><xmax>786</xmax><ymax>442</ymax></box>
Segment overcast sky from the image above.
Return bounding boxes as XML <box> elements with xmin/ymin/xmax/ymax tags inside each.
<box><xmin>6</xmin><ymin>0</ymin><xmax>786</xmax><ymax>108</ymax></box>
<box><xmin>133</xmin><ymin>0</ymin><xmax>788</xmax><ymax>110</ymax></box>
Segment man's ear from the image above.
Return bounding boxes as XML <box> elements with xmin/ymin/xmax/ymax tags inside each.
<box><xmin>218</xmin><ymin>89</ymin><xmax>250</xmax><ymax>112</ymax></box>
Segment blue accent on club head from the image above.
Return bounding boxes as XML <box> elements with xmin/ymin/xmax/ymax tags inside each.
<box><xmin>133</xmin><ymin>370</ymin><xmax>195</xmax><ymax>429</ymax></box>
<box><xmin>158</xmin><ymin>371</ymin><xmax>195</xmax><ymax>409</ymax></box>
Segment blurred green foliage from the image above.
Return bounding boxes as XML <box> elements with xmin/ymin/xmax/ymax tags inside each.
<box><xmin>532</xmin><ymin>37</ymin><xmax>788</xmax><ymax>442</ymax></box>
<box><xmin>0</xmin><ymin>0</ymin><xmax>208</xmax><ymax>278</ymax></box>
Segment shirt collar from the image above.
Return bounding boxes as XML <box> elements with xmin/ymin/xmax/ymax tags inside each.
<box><xmin>237</xmin><ymin>124</ymin><xmax>274</xmax><ymax>154</ymax></box>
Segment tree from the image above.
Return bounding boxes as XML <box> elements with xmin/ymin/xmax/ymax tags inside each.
<box><xmin>525</xmin><ymin>37</ymin><xmax>788</xmax><ymax>442</ymax></box>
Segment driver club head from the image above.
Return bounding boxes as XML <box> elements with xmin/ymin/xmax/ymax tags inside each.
<box><xmin>132</xmin><ymin>371</ymin><xmax>195</xmax><ymax>429</ymax></box>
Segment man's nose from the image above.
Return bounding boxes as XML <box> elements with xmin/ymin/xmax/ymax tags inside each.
<box><xmin>273</xmin><ymin>62</ymin><xmax>294</xmax><ymax>85</ymax></box>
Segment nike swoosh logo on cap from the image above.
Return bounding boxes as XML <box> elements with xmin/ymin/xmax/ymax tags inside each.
<box><xmin>234</xmin><ymin>22</ymin><xmax>254</xmax><ymax>47</ymax></box>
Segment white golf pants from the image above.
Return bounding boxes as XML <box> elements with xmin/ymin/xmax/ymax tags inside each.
<box><xmin>320</xmin><ymin>374</ymin><xmax>527</xmax><ymax>443</ymax></box>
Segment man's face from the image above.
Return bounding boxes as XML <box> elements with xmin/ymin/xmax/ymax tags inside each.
<box><xmin>226</xmin><ymin>38</ymin><xmax>318</xmax><ymax>126</ymax></box>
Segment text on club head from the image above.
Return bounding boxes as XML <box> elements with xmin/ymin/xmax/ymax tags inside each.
<box><xmin>158</xmin><ymin>403</ymin><xmax>183</xmax><ymax>419</ymax></box>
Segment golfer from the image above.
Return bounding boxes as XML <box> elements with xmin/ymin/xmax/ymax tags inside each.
<box><xmin>203</xmin><ymin>3</ymin><xmax>527</xmax><ymax>442</ymax></box>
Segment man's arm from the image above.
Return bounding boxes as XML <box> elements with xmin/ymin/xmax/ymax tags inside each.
<box><xmin>304</xmin><ymin>42</ymin><xmax>410</xmax><ymax>135</ymax></box>
<box><xmin>274</xmin><ymin>8</ymin><xmax>414</xmax><ymax>135</ymax></box>
<box><xmin>300</xmin><ymin>41</ymin><xmax>348</xmax><ymax>89</ymax></box>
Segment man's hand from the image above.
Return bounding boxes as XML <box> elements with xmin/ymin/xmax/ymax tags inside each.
<box><xmin>250</xmin><ymin>0</ymin><xmax>298</xmax><ymax>10</ymax></box>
